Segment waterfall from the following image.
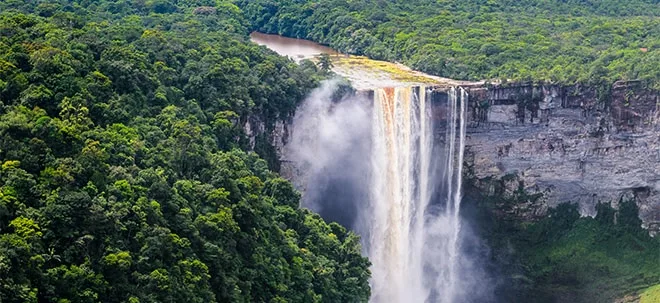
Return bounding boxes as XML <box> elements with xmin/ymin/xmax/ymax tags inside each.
<box><xmin>369</xmin><ymin>86</ymin><xmax>468</xmax><ymax>303</ymax></box>
<box><xmin>287</xmin><ymin>82</ymin><xmax>471</xmax><ymax>303</ymax></box>
<box><xmin>370</xmin><ymin>87</ymin><xmax>429</xmax><ymax>302</ymax></box>
<box><xmin>441</xmin><ymin>87</ymin><xmax>468</xmax><ymax>303</ymax></box>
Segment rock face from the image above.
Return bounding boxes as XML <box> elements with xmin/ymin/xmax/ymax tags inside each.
<box><xmin>463</xmin><ymin>81</ymin><xmax>659</xmax><ymax>232</ymax></box>
<box><xmin>243</xmin><ymin>115</ymin><xmax>290</xmax><ymax>155</ymax></box>
<box><xmin>271</xmin><ymin>81</ymin><xmax>659</xmax><ymax>232</ymax></box>
<box><xmin>243</xmin><ymin>113</ymin><xmax>291</xmax><ymax>171</ymax></box>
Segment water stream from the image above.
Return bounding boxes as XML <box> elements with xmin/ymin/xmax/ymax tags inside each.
<box><xmin>255</xmin><ymin>33</ymin><xmax>476</xmax><ymax>302</ymax></box>
<box><xmin>369</xmin><ymin>87</ymin><xmax>468</xmax><ymax>302</ymax></box>
<box><xmin>250</xmin><ymin>32</ymin><xmax>481</xmax><ymax>90</ymax></box>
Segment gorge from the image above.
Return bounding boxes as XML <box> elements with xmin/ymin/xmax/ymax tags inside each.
<box><xmin>251</xmin><ymin>33</ymin><xmax>660</xmax><ymax>234</ymax></box>
<box><xmin>251</xmin><ymin>32</ymin><xmax>660</xmax><ymax>302</ymax></box>
<box><xmin>1</xmin><ymin>1</ymin><xmax>657</xmax><ymax>302</ymax></box>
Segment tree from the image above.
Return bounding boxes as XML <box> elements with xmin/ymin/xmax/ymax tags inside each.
<box><xmin>317</xmin><ymin>53</ymin><xmax>333</xmax><ymax>74</ymax></box>
<box><xmin>0</xmin><ymin>2</ymin><xmax>369</xmax><ymax>302</ymax></box>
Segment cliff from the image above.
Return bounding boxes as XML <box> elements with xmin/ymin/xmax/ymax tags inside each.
<box><xmin>461</xmin><ymin>81</ymin><xmax>659</xmax><ymax>232</ymax></box>
<box><xmin>268</xmin><ymin>81</ymin><xmax>659</xmax><ymax>232</ymax></box>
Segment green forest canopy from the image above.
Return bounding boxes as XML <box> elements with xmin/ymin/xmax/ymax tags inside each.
<box><xmin>1</xmin><ymin>0</ymin><xmax>658</xmax><ymax>302</ymax></box>
<box><xmin>238</xmin><ymin>0</ymin><xmax>660</xmax><ymax>88</ymax></box>
<box><xmin>0</xmin><ymin>1</ymin><xmax>370</xmax><ymax>302</ymax></box>
<box><xmin>469</xmin><ymin>175</ymin><xmax>660</xmax><ymax>302</ymax></box>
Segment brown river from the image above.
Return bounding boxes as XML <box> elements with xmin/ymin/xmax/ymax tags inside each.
<box><xmin>250</xmin><ymin>32</ymin><xmax>338</xmax><ymax>61</ymax></box>
<box><xmin>250</xmin><ymin>32</ymin><xmax>481</xmax><ymax>90</ymax></box>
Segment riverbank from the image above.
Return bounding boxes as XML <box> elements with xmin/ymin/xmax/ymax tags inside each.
<box><xmin>250</xmin><ymin>32</ymin><xmax>481</xmax><ymax>90</ymax></box>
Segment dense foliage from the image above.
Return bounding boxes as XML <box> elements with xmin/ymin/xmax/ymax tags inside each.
<box><xmin>466</xmin><ymin>177</ymin><xmax>660</xmax><ymax>303</ymax></box>
<box><xmin>0</xmin><ymin>1</ymin><xmax>370</xmax><ymax>302</ymax></box>
<box><xmin>238</xmin><ymin>0</ymin><xmax>660</xmax><ymax>88</ymax></box>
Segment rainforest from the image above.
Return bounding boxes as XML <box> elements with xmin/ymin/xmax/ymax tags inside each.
<box><xmin>0</xmin><ymin>1</ymin><xmax>658</xmax><ymax>303</ymax></box>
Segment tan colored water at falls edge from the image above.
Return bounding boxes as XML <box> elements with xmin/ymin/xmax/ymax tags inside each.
<box><xmin>369</xmin><ymin>86</ymin><xmax>468</xmax><ymax>303</ymax></box>
<box><xmin>250</xmin><ymin>32</ymin><xmax>482</xmax><ymax>90</ymax></box>
<box><xmin>370</xmin><ymin>87</ymin><xmax>427</xmax><ymax>302</ymax></box>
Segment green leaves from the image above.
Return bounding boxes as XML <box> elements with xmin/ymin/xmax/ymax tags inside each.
<box><xmin>317</xmin><ymin>53</ymin><xmax>333</xmax><ymax>74</ymax></box>
<box><xmin>237</xmin><ymin>0</ymin><xmax>660</xmax><ymax>87</ymax></box>
<box><xmin>471</xmin><ymin>176</ymin><xmax>660</xmax><ymax>302</ymax></box>
<box><xmin>0</xmin><ymin>1</ymin><xmax>368</xmax><ymax>302</ymax></box>
<box><xmin>8</xmin><ymin>217</ymin><xmax>42</xmax><ymax>240</ymax></box>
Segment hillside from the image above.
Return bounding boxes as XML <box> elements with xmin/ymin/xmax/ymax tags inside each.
<box><xmin>0</xmin><ymin>1</ymin><xmax>370</xmax><ymax>302</ymax></box>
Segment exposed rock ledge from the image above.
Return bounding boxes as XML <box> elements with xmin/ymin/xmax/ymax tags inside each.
<box><xmin>261</xmin><ymin>80</ymin><xmax>658</xmax><ymax>232</ymax></box>
<box><xmin>462</xmin><ymin>81</ymin><xmax>659</xmax><ymax>233</ymax></box>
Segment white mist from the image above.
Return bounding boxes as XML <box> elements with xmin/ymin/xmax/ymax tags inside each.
<box><xmin>288</xmin><ymin>81</ymin><xmax>475</xmax><ymax>303</ymax></box>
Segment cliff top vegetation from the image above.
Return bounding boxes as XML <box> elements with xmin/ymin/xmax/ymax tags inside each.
<box><xmin>0</xmin><ymin>1</ymin><xmax>371</xmax><ymax>302</ymax></box>
<box><xmin>238</xmin><ymin>0</ymin><xmax>660</xmax><ymax>89</ymax></box>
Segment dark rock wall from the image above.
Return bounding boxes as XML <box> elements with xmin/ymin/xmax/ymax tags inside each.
<box><xmin>462</xmin><ymin>81</ymin><xmax>658</xmax><ymax>232</ymax></box>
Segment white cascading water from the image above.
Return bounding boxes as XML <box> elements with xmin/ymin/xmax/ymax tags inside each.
<box><xmin>368</xmin><ymin>86</ymin><xmax>468</xmax><ymax>303</ymax></box>
<box><xmin>287</xmin><ymin>82</ymin><xmax>471</xmax><ymax>303</ymax></box>
<box><xmin>439</xmin><ymin>87</ymin><xmax>468</xmax><ymax>303</ymax></box>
